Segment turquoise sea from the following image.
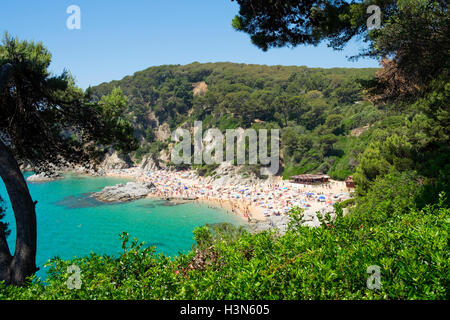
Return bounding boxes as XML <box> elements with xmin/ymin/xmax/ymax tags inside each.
<box><xmin>0</xmin><ymin>173</ymin><xmax>244</xmax><ymax>279</ymax></box>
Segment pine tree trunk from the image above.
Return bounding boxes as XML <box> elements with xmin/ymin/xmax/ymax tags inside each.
<box><xmin>0</xmin><ymin>140</ymin><xmax>37</xmax><ymax>286</ymax></box>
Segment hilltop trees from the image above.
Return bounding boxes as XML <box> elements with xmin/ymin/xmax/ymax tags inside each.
<box><xmin>92</xmin><ymin>63</ymin><xmax>376</xmax><ymax>179</ymax></box>
<box><xmin>0</xmin><ymin>34</ymin><xmax>136</xmax><ymax>285</ymax></box>
<box><xmin>231</xmin><ymin>0</ymin><xmax>354</xmax><ymax>51</ymax></box>
<box><xmin>365</xmin><ymin>0</ymin><xmax>449</xmax><ymax>103</ymax></box>
<box><xmin>97</xmin><ymin>87</ymin><xmax>137</xmax><ymax>153</ymax></box>
<box><xmin>232</xmin><ymin>0</ymin><xmax>449</xmax><ymax>204</ymax></box>
<box><xmin>230</xmin><ymin>0</ymin><xmax>401</xmax><ymax>51</ymax></box>
<box><xmin>0</xmin><ymin>0</ymin><xmax>447</xmax><ymax>298</ymax></box>
<box><xmin>231</xmin><ymin>0</ymin><xmax>448</xmax><ymax>102</ymax></box>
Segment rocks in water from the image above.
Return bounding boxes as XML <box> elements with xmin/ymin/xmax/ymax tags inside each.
<box><xmin>27</xmin><ymin>172</ymin><xmax>63</xmax><ymax>183</ymax></box>
<box><xmin>162</xmin><ymin>197</ymin><xmax>198</xmax><ymax>206</ymax></box>
<box><xmin>92</xmin><ymin>182</ymin><xmax>156</xmax><ymax>202</ymax></box>
<box><xmin>161</xmin><ymin>200</ymin><xmax>188</xmax><ymax>206</ymax></box>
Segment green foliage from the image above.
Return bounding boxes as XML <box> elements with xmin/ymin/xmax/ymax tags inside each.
<box><xmin>365</xmin><ymin>0</ymin><xmax>449</xmax><ymax>103</ymax></box>
<box><xmin>193</xmin><ymin>226</ymin><xmax>213</xmax><ymax>250</ymax></box>
<box><xmin>353</xmin><ymin>82</ymin><xmax>449</xmax><ymax>197</ymax></box>
<box><xmin>352</xmin><ymin>171</ymin><xmax>422</xmax><ymax>226</ymax></box>
<box><xmin>0</xmin><ymin>33</ymin><xmax>137</xmax><ymax>163</ymax></box>
<box><xmin>1</xmin><ymin>193</ymin><xmax>447</xmax><ymax>300</ymax></box>
<box><xmin>99</xmin><ymin>87</ymin><xmax>128</xmax><ymax>120</ymax></box>
<box><xmin>1</xmin><ymin>0</ymin><xmax>448</xmax><ymax>299</ymax></box>
<box><xmin>91</xmin><ymin>63</ymin><xmax>378</xmax><ymax>180</ymax></box>
<box><xmin>230</xmin><ymin>0</ymin><xmax>449</xmax><ymax>193</ymax></box>
<box><xmin>339</xmin><ymin>198</ymin><xmax>356</xmax><ymax>209</ymax></box>
<box><xmin>96</xmin><ymin>87</ymin><xmax>138</xmax><ymax>154</ymax></box>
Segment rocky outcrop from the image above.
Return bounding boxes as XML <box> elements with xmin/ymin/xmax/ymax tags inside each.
<box><xmin>193</xmin><ymin>81</ymin><xmax>208</xmax><ymax>96</ymax></box>
<box><xmin>100</xmin><ymin>150</ymin><xmax>132</xmax><ymax>170</ymax></box>
<box><xmin>350</xmin><ymin>124</ymin><xmax>371</xmax><ymax>137</ymax></box>
<box><xmin>72</xmin><ymin>164</ymin><xmax>105</xmax><ymax>176</ymax></box>
<box><xmin>27</xmin><ymin>172</ymin><xmax>63</xmax><ymax>183</ymax></box>
<box><xmin>250</xmin><ymin>206</ymin><xmax>336</xmax><ymax>234</ymax></box>
<box><xmin>140</xmin><ymin>155</ymin><xmax>160</xmax><ymax>172</ymax></box>
<box><xmin>250</xmin><ymin>215</ymin><xmax>290</xmax><ymax>234</ymax></box>
<box><xmin>204</xmin><ymin>162</ymin><xmax>262</xmax><ymax>187</ymax></box>
<box><xmin>158</xmin><ymin>149</ymin><xmax>171</xmax><ymax>168</ymax></box>
<box><xmin>92</xmin><ymin>182</ymin><xmax>156</xmax><ymax>202</ymax></box>
<box><xmin>19</xmin><ymin>160</ymin><xmax>35</xmax><ymax>172</ymax></box>
<box><xmin>155</xmin><ymin>123</ymin><xmax>171</xmax><ymax>141</ymax></box>
<box><xmin>19</xmin><ymin>149</ymin><xmax>134</xmax><ymax>178</ymax></box>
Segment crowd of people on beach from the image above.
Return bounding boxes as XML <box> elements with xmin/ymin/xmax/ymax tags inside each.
<box><xmin>107</xmin><ymin>167</ymin><xmax>352</xmax><ymax>221</ymax></box>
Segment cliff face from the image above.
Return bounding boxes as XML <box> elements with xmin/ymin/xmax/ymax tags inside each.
<box><xmin>21</xmin><ymin>150</ymin><xmax>134</xmax><ymax>177</ymax></box>
<box><xmin>100</xmin><ymin>150</ymin><xmax>133</xmax><ymax>170</ymax></box>
<box><xmin>154</xmin><ymin>123</ymin><xmax>171</xmax><ymax>142</ymax></box>
<box><xmin>192</xmin><ymin>81</ymin><xmax>208</xmax><ymax>96</ymax></box>
<box><xmin>139</xmin><ymin>155</ymin><xmax>160</xmax><ymax>172</ymax></box>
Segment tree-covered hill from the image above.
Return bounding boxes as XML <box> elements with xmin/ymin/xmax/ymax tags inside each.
<box><xmin>91</xmin><ymin>62</ymin><xmax>379</xmax><ymax>179</ymax></box>
<box><xmin>1</xmin><ymin>0</ymin><xmax>448</xmax><ymax>300</ymax></box>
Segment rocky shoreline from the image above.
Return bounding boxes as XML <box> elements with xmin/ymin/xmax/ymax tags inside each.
<box><xmin>90</xmin><ymin>180</ymin><xmax>202</xmax><ymax>203</ymax></box>
<box><xmin>26</xmin><ymin>172</ymin><xmax>63</xmax><ymax>183</ymax></box>
<box><xmin>20</xmin><ymin>150</ymin><xmax>132</xmax><ymax>182</ymax></box>
<box><xmin>21</xmin><ymin>151</ymin><xmax>342</xmax><ymax>234</ymax></box>
<box><xmin>23</xmin><ymin>167</ymin><xmax>339</xmax><ymax>234</ymax></box>
<box><xmin>249</xmin><ymin>206</ymin><xmax>336</xmax><ymax>234</ymax></box>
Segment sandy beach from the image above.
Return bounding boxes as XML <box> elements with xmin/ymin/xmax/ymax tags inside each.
<box><xmin>105</xmin><ymin>167</ymin><xmax>353</xmax><ymax>222</ymax></box>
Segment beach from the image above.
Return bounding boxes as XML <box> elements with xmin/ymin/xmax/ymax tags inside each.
<box><xmin>104</xmin><ymin>167</ymin><xmax>353</xmax><ymax>223</ymax></box>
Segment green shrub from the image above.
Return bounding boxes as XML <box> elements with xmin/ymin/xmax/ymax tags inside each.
<box><xmin>1</xmin><ymin>193</ymin><xmax>447</xmax><ymax>300</ymax></box>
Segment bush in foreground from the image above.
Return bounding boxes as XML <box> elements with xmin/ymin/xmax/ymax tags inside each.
<box><xmin>0</xmin><ymin>190</ymin><xmax>448</xmax><ymax>300</ymax></box>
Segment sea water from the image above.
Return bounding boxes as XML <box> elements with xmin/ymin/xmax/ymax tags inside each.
<box><xmin>0</xmin><ymin>173</ymin><xmax>244</xmax><ymax>280</ymax></box>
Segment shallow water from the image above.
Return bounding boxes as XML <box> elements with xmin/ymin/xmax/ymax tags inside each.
<box><xmin>0</xmin><ymin>173</ymin><xmax>244</xmax><ymax>279</ymax></box>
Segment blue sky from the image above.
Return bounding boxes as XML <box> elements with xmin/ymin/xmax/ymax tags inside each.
<box><xmin>1</xmin><ymin>0</ymin><xmax>379</xmax><ymax>89</ymax></box>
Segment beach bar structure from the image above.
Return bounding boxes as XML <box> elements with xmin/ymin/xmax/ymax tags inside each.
<box><xmin>345</xmin><ymin>176</ymin><xmax>355</xmax><ymax>188</ymax></box>
<box><xmin>290</xmin><ymin>174</ymin><xmax>330</xmax><ymax>185</ymax></box>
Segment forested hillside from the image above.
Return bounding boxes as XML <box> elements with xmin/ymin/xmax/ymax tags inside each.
<box><xmin>1</xmin><ymin>0</ymin><xmax>448</xmax><ymax>300</ymax></box>
<box><xmin>91</xmin><ymin>63</ymin><xmax>379</xmax><ymax>179</ymax></box>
